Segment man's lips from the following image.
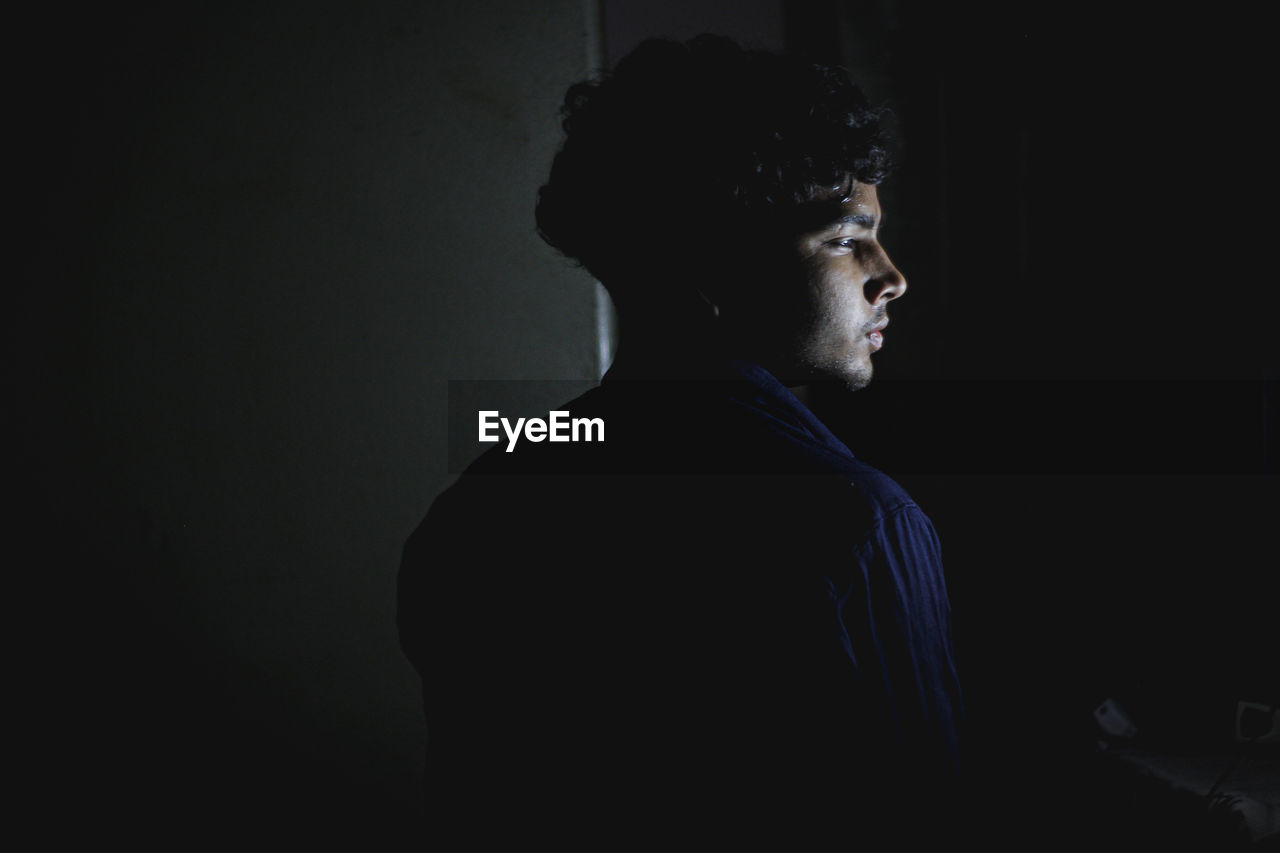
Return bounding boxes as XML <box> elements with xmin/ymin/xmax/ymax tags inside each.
<box><xmin>867</xmin><ymin>318</ymin><xmax>889</xmax><ymax>351</ymax></box>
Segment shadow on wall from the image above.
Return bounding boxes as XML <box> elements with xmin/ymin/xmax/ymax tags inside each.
<box><xmin>9</xmin><ymin>0</ymin><xmax>605</xmax><ymax>842</ymax></box>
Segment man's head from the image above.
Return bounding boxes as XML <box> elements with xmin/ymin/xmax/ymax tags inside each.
<box><xmin>536</xmin><ymin>35</ymin><xmax>905</xmax><ymax>390</ymax></box>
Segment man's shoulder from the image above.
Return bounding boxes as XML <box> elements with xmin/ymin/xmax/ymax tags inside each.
<box><xmin>804</xmin><ymin>445</ymin><xmax>918</xmax><ymax>520</ymax></box>
<box><xmin>705</xmin><ymin>386</ymin><xmax>920</xmax><ymax>520</ymax></box>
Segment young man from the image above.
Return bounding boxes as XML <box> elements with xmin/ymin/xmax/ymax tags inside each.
<box><xmin>399</xmin><ymin>34</ymin><xmax>962</xmax><ymax>843</ymax></box>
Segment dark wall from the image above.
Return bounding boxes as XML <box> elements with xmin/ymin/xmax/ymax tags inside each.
<box><xmin>9</xmin><ymin>1</ymin><xmax>598</xmax><ymax>844</ymax></box>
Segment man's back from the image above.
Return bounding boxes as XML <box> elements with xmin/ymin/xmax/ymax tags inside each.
<box><xmin>398</xmin><ymin>358</ymin><xmax>962</xmax><ymax>841</ymax></box>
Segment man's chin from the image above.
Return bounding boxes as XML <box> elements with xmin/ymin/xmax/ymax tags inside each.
<box><xmin>775</xmin><ymin>350</ymin><xmax>873</xmax><ymax>393</ymax></box>
<box><xmin>799</xmin><ymin>362</ymin><xmax>872</xmax><ymax>394</ymax></box>
<box><xmin>824</xmin><ymin>355</ymin><xmax>874</xmax><ymax>392</ymax></box>
<box><xmin>846</xmin><ymin>372</ymin><xmax>873</xmax><ymax>392</ymax></box>
<box><xmin>837</xmin><ymin>366</ymin><xmax>873</xmax><ymax>393</ymax></box>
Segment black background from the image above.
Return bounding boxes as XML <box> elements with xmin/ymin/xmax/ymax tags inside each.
<box><xmin>804</xmin><ymin>2</ymin><xmax>1279</xmax><ymax>841</ymax></box>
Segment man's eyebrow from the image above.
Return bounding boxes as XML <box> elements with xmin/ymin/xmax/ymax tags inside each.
<box><xmin>788</xmin><ymin>201</ymin><xmax>879</xmax><ymax>234</ymax></box>
<box><xmin>829</xmin><ymin>212</ymin><xmax>877</xmax><ymax>230</ymax></box>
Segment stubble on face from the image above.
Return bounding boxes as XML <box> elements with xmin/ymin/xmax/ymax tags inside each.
<box><xmin>707</xmin><ymin>180</ymin><xmax>903</xmax><ymax>392</ymax></box>
<box><xmin>789</xmin><ymin>272</ymin><xmax>882</xmax><ymax>392</ymax></box>
<box><xmin>780</xmin><ymin>181</ymin><xmax>900</xmax><ymax>393</ymax></box>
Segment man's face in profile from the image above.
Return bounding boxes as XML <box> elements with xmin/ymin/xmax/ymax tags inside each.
<box><xmin>741</xmin><ymin>180</ymin><xmax>907</xmax><ymax>392</ymax></box>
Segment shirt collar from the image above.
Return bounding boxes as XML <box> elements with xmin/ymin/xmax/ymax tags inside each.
<box><xmin>602</xmin><ymin>352</ymin><xmax>856</xmax><ymax>460</ymax></box>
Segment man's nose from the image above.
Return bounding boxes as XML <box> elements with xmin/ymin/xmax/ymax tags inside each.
<box><xmin>865</xmin><ymin>247</ymin><xmax>907</xmax><ymax>305</ymax></box>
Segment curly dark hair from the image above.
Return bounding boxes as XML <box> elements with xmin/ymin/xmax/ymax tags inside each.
<box><xmin>535</xmin><ymin>34</ymin><xmax>892</xmax><ymax>295</ymax></box>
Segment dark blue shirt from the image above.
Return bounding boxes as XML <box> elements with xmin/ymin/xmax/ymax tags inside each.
<box><xmin>399</xmin><ymin>356</ymin><xmax>963</xmax><ymax>841</ymax></box>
